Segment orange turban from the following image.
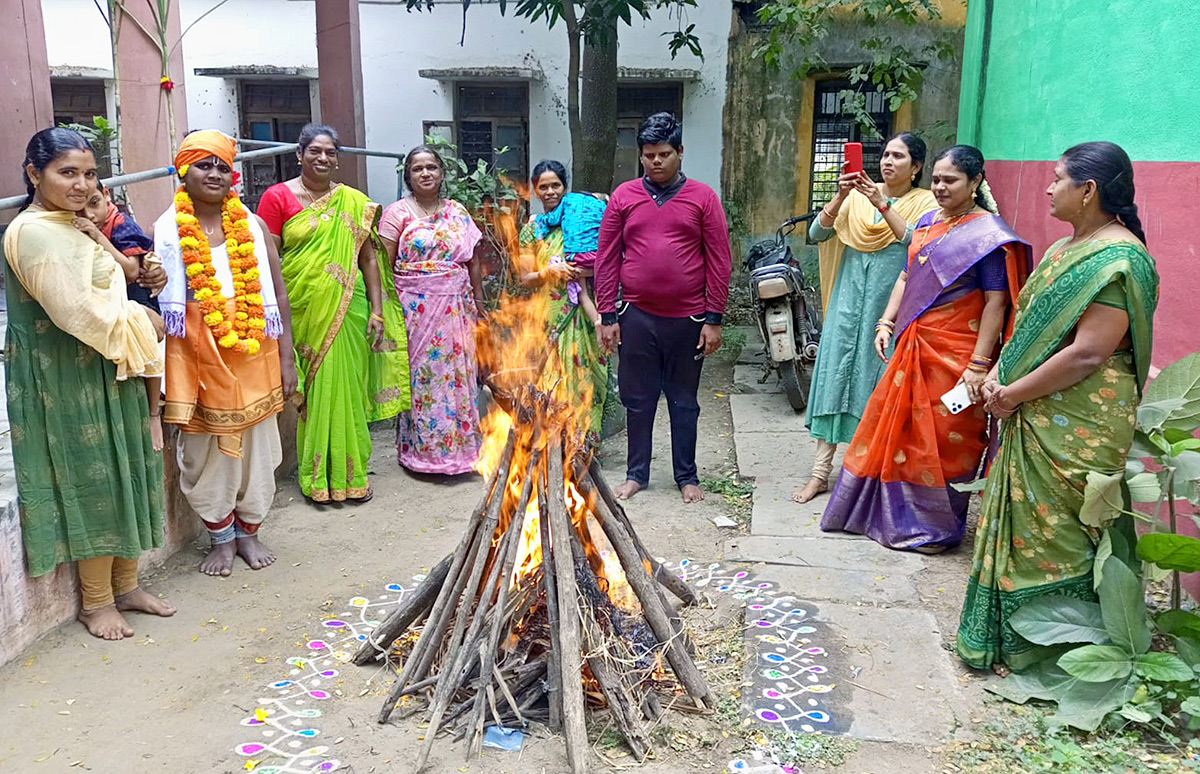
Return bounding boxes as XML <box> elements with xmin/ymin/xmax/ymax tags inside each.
<box><xmin>174</xmin><ymin>130</ymin><xmax>238</xmax><ymax>170</ymax></box>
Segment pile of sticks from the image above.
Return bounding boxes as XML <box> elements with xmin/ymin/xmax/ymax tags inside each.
<box><xmin>354</xmin><ymin>394</ymin><xmax>713</xmax><ymax>774</ymax></box>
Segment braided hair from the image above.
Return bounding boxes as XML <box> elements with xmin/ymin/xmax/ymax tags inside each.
<box><xmin>1061</xmin><ymin>141</ymin><xmax>1146</xmax><ymax>246</ymax></box>
<box><xmin>20</xmin><ymin>127</ymin><xmax>93</xmax><ymax>209</ymax></box>
<box><xmin>932</xmin><ymin>144</ymin><xmax>996</xmax><ymax>213</ymax></box>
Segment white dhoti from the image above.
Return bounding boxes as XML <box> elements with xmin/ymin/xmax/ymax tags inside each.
<box><xmin>177</xmin><ymin>416</ymin><xmax>282</xmax><ymax>542</ymax></box>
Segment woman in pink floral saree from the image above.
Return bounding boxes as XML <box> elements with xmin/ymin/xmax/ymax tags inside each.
<box><xmin>380</xmin><ymin>146</ymin><xmax>485</xmax><ymax>475</ymax></box>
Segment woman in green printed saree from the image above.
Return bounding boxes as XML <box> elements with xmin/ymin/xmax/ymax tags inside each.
<box><xmin>958</xmin><ymin>142</ymin><xmax>1159</xmax><ymax>674</ymax></box>
<box><xmin>518</xmin><ymin>160</ymin><xmax>610</xmax><ymax>442</ymax></box>
<box><xmin>257</xmin><ymin>124</ymin><xmax>410</xmax><ymax>502</ymax></box>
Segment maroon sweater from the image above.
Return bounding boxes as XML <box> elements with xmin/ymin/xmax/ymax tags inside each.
<box><xmin>595</xmin><ymin>176</ymin><xmax>732</xmax><ymax>324</ymax></box>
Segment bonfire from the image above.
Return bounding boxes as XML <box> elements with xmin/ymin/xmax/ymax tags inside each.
<box><xmin>352</xmin><ymin>213</ymin><xmax>714</xmax><ymax>773</ymax></box>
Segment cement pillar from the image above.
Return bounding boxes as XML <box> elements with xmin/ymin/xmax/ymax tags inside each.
<box><xmin>316</xmin><ymin>0</ymin><xmax>369</xmax><ymax>191</ymax></box>
<box><xmin>0</xmin><ymin>0</ymin><xmax>54</xmax><ymax>224</ymax></box>
<box><xmin>112</xmin><ymin>0</ymin><xmax>189</xmax><ymax>221</ymax></box>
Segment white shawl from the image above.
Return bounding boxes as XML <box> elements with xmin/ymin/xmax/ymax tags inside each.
<box><xmin>153</xmin><ymin>204</ymin><xmax>283</xmax><ymax>340</ymax></box>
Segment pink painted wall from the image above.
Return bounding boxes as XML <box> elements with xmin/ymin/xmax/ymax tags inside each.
<box><xmin>0</xmin><ymin>0</ymin><xmax>54</xmax><ymax>225</ymax></box>
<box><xmin>987</xmin><ymin>159</ymin><xmax>1200</xmax><ymax>368</ymax></box>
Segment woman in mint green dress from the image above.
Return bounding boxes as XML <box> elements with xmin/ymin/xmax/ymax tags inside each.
<box><xmin>794</xmin><ymin>133</ymin><xmax>936</xmax><ymax>503</ymax></box>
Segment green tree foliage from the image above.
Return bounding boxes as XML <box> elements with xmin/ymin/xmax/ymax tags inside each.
<box><xmin>751</xmin><ymin>0</ymin><xmax>960</xmax><ymax>138</ymax></box>
<box><xmin>402</xmin><ymin>0</ymin><xmax>701</xmax><ymax>192</ymax></box>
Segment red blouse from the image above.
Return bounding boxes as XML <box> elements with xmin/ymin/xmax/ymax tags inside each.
<box><xmin>256</xmin><ymin>183</ymin><xmax>304</xmax><ymax>237</ymax></box>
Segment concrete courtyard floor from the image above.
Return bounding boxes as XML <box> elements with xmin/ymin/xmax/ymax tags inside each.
<box><xmin>0</xmin><ymin>331</ymin><xmax>993</xmax><ymax>773</ymax></box>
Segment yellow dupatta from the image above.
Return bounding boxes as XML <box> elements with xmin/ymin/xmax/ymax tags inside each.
<box><xmin>817</xmin><ymin>185</ymin><xmax>936</xmax><ymax>310</ymax></box>
<box><xmin>3</xmin><ymin>208</ymin><xmax>163</xmax><ymax>380</ymax></box>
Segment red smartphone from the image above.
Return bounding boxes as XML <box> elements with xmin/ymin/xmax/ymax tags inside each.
<box><xmin>844</xmin><ymin>142</ymin><xmax>863</xmax><ymax>174</ymax></box>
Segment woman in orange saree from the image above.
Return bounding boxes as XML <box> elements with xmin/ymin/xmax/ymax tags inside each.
<box><xmin>821</xmin><ymin>146</ymin><xmax>1032</xmax><ymax>553</ymax></box>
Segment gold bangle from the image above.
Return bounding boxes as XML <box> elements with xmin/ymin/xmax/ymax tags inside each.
<box><xmin>369</xmin><ymin>312</ymin><xmax>385</xmax><ymax>323</ymax></box>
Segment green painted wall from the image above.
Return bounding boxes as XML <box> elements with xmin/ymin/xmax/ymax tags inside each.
<box><xmin>959</xmin><ymin>0</ymin><xmax>1200</xmax><ymax>161</ymax></box>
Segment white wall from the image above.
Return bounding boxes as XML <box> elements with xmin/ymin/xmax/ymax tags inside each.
<box><xmin>40</xmin><ymin>0</ymin><xmax>731</xmax><ymax>204</ymax></box>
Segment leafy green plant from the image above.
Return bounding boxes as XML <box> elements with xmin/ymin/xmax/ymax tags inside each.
<box><xmin>58</xmin><ymin>115</ymin><xmax>116</xmax><ymax>180</ymax></box>
<box><xmin>991</xmin><ymin>351</ymin><xmax>1200</xmax><ymax>735</ymax></box>
<box><xmin>410</xmin><ymin>134</ymin><xmax>521</xmax><ymax>215</ymax></box>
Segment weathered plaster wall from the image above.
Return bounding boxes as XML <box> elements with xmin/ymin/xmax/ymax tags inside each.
<box><xmin>721</xmin><ymin>7</ymin><xmax>965</xmax><ymax>249</ymax></box>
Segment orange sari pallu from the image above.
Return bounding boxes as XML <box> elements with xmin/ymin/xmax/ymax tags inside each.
<box><xmin>820</xmin><ymin>211</ymin><xmax>1030</xmax><ymax>552</ymax></box>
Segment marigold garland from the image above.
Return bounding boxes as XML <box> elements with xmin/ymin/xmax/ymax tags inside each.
<box><xmin>174</xmin><ymin>186</ymin><xmax>265</xmax><ymax>354</ymax></box>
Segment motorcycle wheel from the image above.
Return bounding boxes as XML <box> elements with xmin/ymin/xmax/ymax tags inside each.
<box><xmin>780</xmin><ymin>357</ymin><xmax>810</xmax><ymax>413</ymax></box>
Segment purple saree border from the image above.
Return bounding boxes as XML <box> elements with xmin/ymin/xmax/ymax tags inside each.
<box><xmin>820</xmin><ymin>469</ymin><xmax>975</xmax><ymax>552</ymax></box>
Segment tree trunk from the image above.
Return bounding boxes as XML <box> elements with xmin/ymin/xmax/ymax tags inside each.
<box><xmin>560</xmin><ymin>1</ymin><xmax>584</xmax><ymax>175</ymax></box>
<box><xmin>577</xmin><ymin>14</ymin><xmax>618</xmax><ymax>193</ymax></box>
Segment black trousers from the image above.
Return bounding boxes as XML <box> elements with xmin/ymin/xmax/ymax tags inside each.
<box><xmin>617</xmin><ymin>303</ymin><xmax>705</xmax><ymax>488</ymax></box>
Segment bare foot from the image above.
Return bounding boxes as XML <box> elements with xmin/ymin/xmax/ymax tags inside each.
<box><xmin>115</xmin><ymin>587</ymin><xmax>177</xmax><ymax>617</ymax></box>
<box><xmin>680</xmin><ymin>483</ymin><xmax>704</xmax><ymax>503</ymax></box>
<box><xmin>791</xmin><ymin>477</ymin><xmax>829</xmax><ymax>503</ymax></box>
<box><xmin>150</xmin><ymin>416</ymin><xmax>164</xmax><ymax>452</ymax></box>
<box><xmin>236</xmin><ymin>535</ymin><xmax>277</xmax><ymax>570</ymax></box>
<box><xmin>614</xmin><ymin>479</ymin><xmax>643</xmax><ymax>500</ymax></box>
<box><xmin>200</xmin><ymin>541</ymin><xmax>235</xmax><ymax>576</ymax></box>
<box><xmin>77</xmin><ymin>605</ymin><xmax>134</xmax><ymax>641</ymax></box>
<box><xmin>992</xmin><ymin>662</ymin><xmax>1011</xmax><ymax>677</ymax></box>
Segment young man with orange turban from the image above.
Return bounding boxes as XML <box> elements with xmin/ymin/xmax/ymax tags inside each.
<box><xmin>154</xmin><ymin>130</ymin><xmax>298</xmax><ymax>576</ymax></box>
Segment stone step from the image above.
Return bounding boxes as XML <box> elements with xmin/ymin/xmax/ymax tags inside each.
<box><xmin>724</xmin><ymin>534</ymin><xmax>927</xmax><ymax>575</ymax></box>
<box><xmin>738</xmin><ymin>562</ymin><xmax>920</xmax><ymax>606</ymax></box>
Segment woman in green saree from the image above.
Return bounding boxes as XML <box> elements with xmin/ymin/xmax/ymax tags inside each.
<box><xmin>958</xmin><ymin>141</ymin><xmax>1159</xmax><ymax>674</ymax></box>
<box><xmin>257</xmin><ymin>124</ymin><xmax>410</xmax><ymax>503</ymax></box>
<box><xmin>518</xmin><ymin>160</ymin><xmax>610</xmax><ymax>442</ymax></box>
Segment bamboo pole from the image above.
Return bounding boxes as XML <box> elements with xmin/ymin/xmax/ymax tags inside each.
<box><xmin>353</xmin><ymin>553</ymin><xmax>453</xmax><ymax>666</ymax></box>
<box><xmin>587</xmin><ymin>459</ymin><xmax>697</xmax><ymax>606</ymax></box>
<box><xmin>547</xmin><ymin>433</ymin><xmax>589</xmax><ymax>774</ymax></box>
<box><xmin>537</xmin><ymin>459</ymin><xmax>564</xmax><ymax>732</ymax></box>
<box><xmin>467</xmin><ymin>447</ymin><xmax>542</xmax><ymax>757</ymax></box>
<box><xmin>378</xmin><ymin>430</ymin><xmax>515</xmax><ymax>722</ymax></box>
<box><xmin>589</xmin><ymin>480</ymin><xmax>715</xmax><ymax>710</ymax></box>
<box><xmin>412</xmin><ymin>497</ymin><xmax>526</xmax><ymax>773</ymax></box>
<box><xmin>569</xmin><ymin>529</ymin><xmax>651</xmax><ymax>761</ymax></box>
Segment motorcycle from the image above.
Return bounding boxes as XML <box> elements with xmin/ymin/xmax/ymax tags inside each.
<box><xmin>743</xmin><ymin>211</ymin><xmax>824</xmax><ymax>412</ymax></box>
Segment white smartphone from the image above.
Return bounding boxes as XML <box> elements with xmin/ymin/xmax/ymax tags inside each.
<box><xmin>940</xmin><ymin>383</ymin><xmax>973</xmax><ymax>415</ymax></box>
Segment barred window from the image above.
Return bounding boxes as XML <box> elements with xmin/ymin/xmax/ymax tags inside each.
<box><xmin>809</xmin><ymin>80</ymin><xmax>894</xmax><ymax>210</ymax></box>
<box><xmin>455</xmin><ymin>83</ymin><xmax>529</xmax><ymax>182</ymax></box>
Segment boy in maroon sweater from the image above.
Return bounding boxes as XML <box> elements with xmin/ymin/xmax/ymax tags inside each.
<box><xmin>596</xmin><ymin>113</ymin><xmax>732</xmax><ymax>503</ymax></box>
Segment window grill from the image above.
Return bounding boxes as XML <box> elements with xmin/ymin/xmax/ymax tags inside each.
<box><xmin>238</xmin><ymin>80</ymin><xmax>313</xmax><ymax>209</ymax></box>
<box><xmin>614</xmin><ymin>83</ymin><xmax>684</xmax><ymax>185</ymax></box>
<box><xmin>809</xmin><ymin>80</ymin><xmax>894</xmax><ymax>211</ymax></box>
<box><xmin>454</xmin><ymin>83</ymin><xmax>529</xmax><ymax>181</ymax></box>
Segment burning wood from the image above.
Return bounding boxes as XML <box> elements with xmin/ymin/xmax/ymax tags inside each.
<box><xmin>355</xmin><ymin>383</ymin><xmax>712</xmax><ymax>773</ymax></box>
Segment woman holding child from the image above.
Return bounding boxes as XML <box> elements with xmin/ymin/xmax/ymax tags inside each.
<box><xmin>518</xmin><ymin>159</ymin><xmax>611</xmax><ymax>442</ymax></box>
<box><xmin>5</xmin><ymin>127</ymin><xmax>173</xmax><ymax>640</ymax></box>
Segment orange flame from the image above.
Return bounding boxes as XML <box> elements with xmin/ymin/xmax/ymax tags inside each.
<box><xmin>470</xmin><ymin>187</ymin><xmax>632</xmax><ymax>609</ymax></box>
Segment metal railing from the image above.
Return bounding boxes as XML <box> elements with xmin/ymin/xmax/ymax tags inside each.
<box><xmin>0</xmin><ymin>140</ymin><xmax>406</xmax><ymax>213</ymax></box>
